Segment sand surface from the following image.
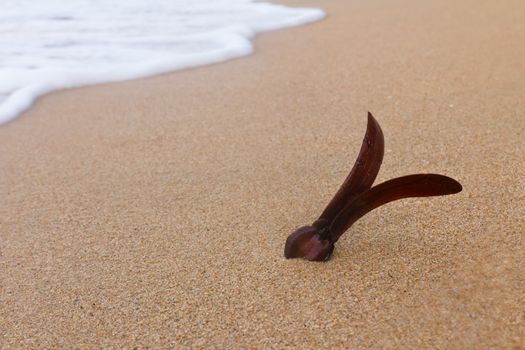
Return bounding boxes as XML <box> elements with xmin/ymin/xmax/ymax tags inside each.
<box><xmin>1</xmin><ymin>0</ymin><xmax>524</xmax><ymax>348</ymax></box>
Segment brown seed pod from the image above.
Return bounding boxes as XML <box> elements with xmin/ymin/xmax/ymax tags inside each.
<box><xmin>284</xmin><ymin>113</ymin><xmax>462</xmax><ymax>261</ymax></box>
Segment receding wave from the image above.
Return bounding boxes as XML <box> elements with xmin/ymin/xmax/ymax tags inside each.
<box><xmin>0</xmin><ymin>0</ymin><xmax>325</xmax><ymax>124</ymax></box>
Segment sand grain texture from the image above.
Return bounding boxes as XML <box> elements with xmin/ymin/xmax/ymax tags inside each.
<box><xmin>1</xmin><ymin>0</ymin><xmax>524</xmax><ymax>348</ymax></box>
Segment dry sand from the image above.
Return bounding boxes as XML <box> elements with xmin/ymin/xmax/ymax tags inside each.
<box><xmin>1</xmin><ymin>0</ymin><xmax>524</xmax><ymax>348</ymax></box>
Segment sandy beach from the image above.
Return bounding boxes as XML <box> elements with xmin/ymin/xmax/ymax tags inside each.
<box><xmin>1</xmin><ymin>0</ymin><xmax>524</xmax><ymax>348</ymax></box>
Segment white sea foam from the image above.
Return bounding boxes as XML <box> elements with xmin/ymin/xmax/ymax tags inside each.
<box><xmin>0</xmin><ymin>0</ymin><xmax>324</xmax><ymax>124</ymax></box>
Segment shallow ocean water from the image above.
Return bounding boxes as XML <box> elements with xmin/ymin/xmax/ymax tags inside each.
<box><xmin>0</xmin><ymin>0</ymin><xmax>324</xmax><ymax>124</ymax></box>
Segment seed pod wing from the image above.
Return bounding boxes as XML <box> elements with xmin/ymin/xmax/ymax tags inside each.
<box><xmin>315</xmin><ymin>112</ymin><xmax>384</xmax><ymax>228</ymax></box>
<box><xmin>329</xmin><ymin>174</ymin><xmax>462</xmax><ymax>242</ymax></box>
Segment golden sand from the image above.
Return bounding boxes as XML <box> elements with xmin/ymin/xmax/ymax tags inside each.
<box><xmin>1</xmin><ymin>0</ymin><xmax>524</xmax><ymax>348</ymax></box>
